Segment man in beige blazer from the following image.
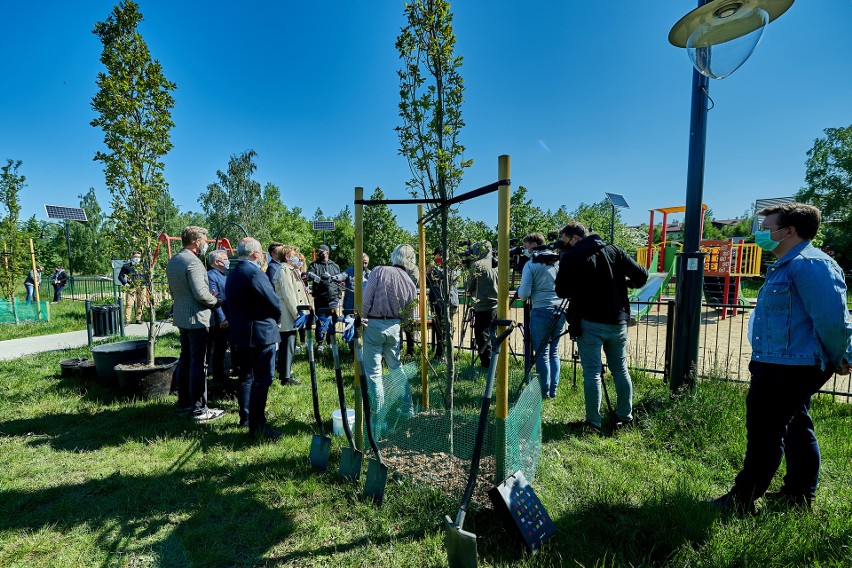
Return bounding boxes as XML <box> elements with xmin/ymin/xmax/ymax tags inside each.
<box><xmin>166</xmin><ymin>226</ymin><xmax>224</xmax><ymax>421</ymax></box>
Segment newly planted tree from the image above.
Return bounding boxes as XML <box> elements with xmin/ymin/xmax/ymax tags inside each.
<box><xmin>0</xmin><ymin>159</ymin><xmax>26</xmax><ymax>302</ymax></box>
<box><xmin>91</xmin><ymin>0</ymin><xmax>176</xmax><ymax>365</ymax></box>
<box><xmin>397</xmin><ymin>0</ymin><xmax>470</xmax><ymax>408</ymax></box>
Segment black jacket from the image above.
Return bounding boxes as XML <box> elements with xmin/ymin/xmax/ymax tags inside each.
<box><xmin>555</xmin><ymin>234</ymin><xmax>648</xmax><ymax>324</ymax></box>
<box><xmin>225</xmin><ymin>260</ymin><xmax>282</xmax><ymax>348</ymax></box>
<box><xmin>307</xmin><ymin>260</ymin><xmax>341</xmax><ymax>306</ymax></box>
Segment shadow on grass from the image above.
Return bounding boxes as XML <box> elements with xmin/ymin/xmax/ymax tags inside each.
<box><xmin>0</xmin><ymin>452</ymin><xmax>301</xmax><ymax>567</ymax></box>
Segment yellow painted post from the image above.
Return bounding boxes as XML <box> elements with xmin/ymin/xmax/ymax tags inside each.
<box><xmin>29</xmin><ymin>239</ymin><xmax>42</xmax><ymax>320</ymax></box>
<box><xmin>496</xmin><ymin>155</ymin><xmax>511</xmax><ymax>481</ymax></box>
<box><xmin>418</xmin><ymin>204</ymin><xmax>429</xmax><ymax>409</ymax></box>
<box><xmin>354</xmin><ymin>186</ymin><xmax>365</xmax><ymax>451</ymax></box>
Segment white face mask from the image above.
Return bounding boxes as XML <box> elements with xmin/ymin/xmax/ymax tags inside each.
<box><xmin>289</xmin><ymin>256</ymin><xmax>302</xmax><ymax>268</ymax></box>
<box><xmin>222</xmin><ymin>259</ymin><xmax>230</xmax><ymax>270</ymax></box>
<box><xmin>130</xmin><ymin>257</ymin><xmax>141</xmax><ymax>265</ymax></box>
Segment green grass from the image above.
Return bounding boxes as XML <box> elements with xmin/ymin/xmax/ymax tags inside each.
<box><xmin>1</xmin><ymin>337</ymin><xmax>851</xmax><ymax>567</ymax></box>
<box><xmin>0</xmin><ymin>300</ymin><xmax>88</xmax><ymax>341</ymax></box>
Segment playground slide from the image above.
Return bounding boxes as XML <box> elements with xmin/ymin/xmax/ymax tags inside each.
<box><xmin>629</xmin><ymin>271</ymin><xmax>672</xmax><ymax>320</ymax></box>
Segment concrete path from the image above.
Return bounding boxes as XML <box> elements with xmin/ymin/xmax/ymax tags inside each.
<box><xmin>0</xmin><ymin>321</ymin><xmax>178</xmax><ymax>361</ymax></box>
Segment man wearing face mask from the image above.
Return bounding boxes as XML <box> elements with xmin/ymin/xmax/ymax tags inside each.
<box><xmin>119</xmin><ymin>250</ymin><xmax>147</xmax><ymax>324</ymax></box>
<box><xmin>712</xmin><ymin>203</ymin><xmax>852</xmax><ymax>515</ymax></box>
<box><xmin>206</xmin><ymin>249</ymin><xmax>231</xmax><ymax>389</ymax></box>
<box><xmin>226</xmin><ymin>237</ymin><xmax>283</xmax><ymax>440</ymax></box>
<box><xmin>166</xmin><ymin>226</ymin><xmax>225</xmax><ymax>421</ymax></box>
<box><xmin>306</xmin><ymin>244</ymin><xmax>341</xmax><ymax>351</ymax></box>
<box><xmin>555</xmin><ymin>221</ymin><xmax>648</xmax><ymax>434</ymax></box>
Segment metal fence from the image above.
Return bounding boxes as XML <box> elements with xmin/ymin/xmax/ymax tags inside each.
<box><xmin>447</xmin><ymin>293</ymin><xmax>852</xmax><ymax>401</ymax></box>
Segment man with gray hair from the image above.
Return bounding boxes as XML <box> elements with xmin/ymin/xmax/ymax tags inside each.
<box><xmin>166</xmin><ymin>226</ymin><xmax>225</xmax><ymax>421</ymax></box>
<box><xmin>206</xmin><ymin>249</ymin><xmax>230</xmax><ymax>388</ymax></box>
<box><xmin>226</xmin><ymin>237</ymin><xmax>283</xmax><ymax>440</ymax></box>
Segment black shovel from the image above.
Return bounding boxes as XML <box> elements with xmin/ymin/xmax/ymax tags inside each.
<box><xmin>302</xmin><ymin>305</ymin><xmax>331</xmax><ymax>471</ymax></box>
<box><xmin>329</xmin><ymin>309</ymin><xmax>362</xmax><ymax>481</ymax></box>
<box><xmin>353</xmin><ymin>316</ymin><xmax>388</xmax><ymax>504</ymax></box>
<box><xmin>445</xmin><ymin>319</ymin><xmax>516</xmax><ymax>568</ymax></box>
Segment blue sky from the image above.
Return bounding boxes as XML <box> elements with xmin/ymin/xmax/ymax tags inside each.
<box><xmin>1</xmin><ymin>1</ymin><xmax>850</xmax><ymax>234</ymax></box>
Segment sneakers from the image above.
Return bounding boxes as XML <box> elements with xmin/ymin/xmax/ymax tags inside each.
<box><xmin>710</xmin><ymin>492</ymin><xmax>756</xmax><ymax>517</ymax></box>
<box><xmin>317</xmin><ymin>344</ymin><xmax>326</xmax><ymax>353</ymax></box>
<box><xmin>765</xmin><ymin>489</ymin><xmax>813</xmax><ymax>510</ymax></box>
<box><xmin>193</xmin><ymin>408</ymin><xmax>226</xmax><ymax>422</ymax></box>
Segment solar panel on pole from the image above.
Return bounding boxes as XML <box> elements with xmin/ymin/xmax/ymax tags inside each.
<box><xmin>45</xmin><ymin>205</ymin><xmax>88</xmax><ymax>222</ymax></box>
<box><xmin>604</xmin><ymin>193</ymin><xmax>630</xmax><ymax>209</ymax></box>
<box><xmin>312</xmin><ymin>220</ymin><xmax>336</xmax><ymax>231</ymax></box>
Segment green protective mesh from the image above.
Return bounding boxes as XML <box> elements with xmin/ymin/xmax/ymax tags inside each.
<box><xmin>0</xmin><ymin>300</ymin><xmax>50</xmax><ymax>323</ymax></box>
<box><xmin>361</xmin><ymin>359</ymin><xmax>542</xmax><ymax>505</ymax></box>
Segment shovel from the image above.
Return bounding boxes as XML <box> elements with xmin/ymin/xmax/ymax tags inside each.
<box><xmin>353</xmin><ymin>316</ymin><xmax>388</xmax><ymax>504</ymax></box>
<box><xmin>302</xmin><ymin>305</ymin><xmax>331</xmax><ymax>471</ymax></box>
<box><xmin>329</xmin><ymin>309</ymin><xmax>362</xmax><ymax>481</ymax></box>
<box><xmin>445</xmin><ymin>319</ymin><xmax>516</xmax><ymax>568</ymax></box>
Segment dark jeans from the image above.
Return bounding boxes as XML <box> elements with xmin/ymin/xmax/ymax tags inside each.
<box><xmin>432</xmin><ymin>305</ymin><xmax>457</xmax><ymax>358</ymax></box>
<box><xmin>52</xmin><ymin>283</ymin><xmax>65</xmax><ymax>302</ymax></box>
<box><xmin>731</xmin><ymin>361</ymin><xmax>832</xmax><ymax>502</ymax></box>
<box><xmin>177</xmin><ymin>327</ymin><xmax>210</xmax><ymax>412</ymax></box>
<box><xmin>233</xmin><ymin>343</ymin><xmax>276</xmax><ymax>429</ymax></box>
<box><xmin>314</xmin><ymin>302</ymin><xmax>338</xmax><ymax>346</ymax></box>
<box><xmin>473</xmin><ymin>309</ymin><xmax>496</xmax><ymax>368</ymax></box>
<box><xmin>206</xmin><ymin>325</ymin><xmax>230</xmax><ymax>381</ymax></box>
<box><xmin>277</xmin><ymin>330</ymin><xmax>297</xmax><ymax>380</ymax></box>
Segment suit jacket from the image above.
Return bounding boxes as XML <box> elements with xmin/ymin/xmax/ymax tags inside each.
<box><xmin>207</xmin><ymin>268</ymin><xmax>228</xmax><ymax>325</ymax></box>
<box><xmin>226</xmin><ymin>259</ymin><xmax>282</xmax><ymax>347</ymax></box>
<box><xmin>166</xmin><ymin>248</ymin><xmax>218</xmax><ymax>329</ymax></box>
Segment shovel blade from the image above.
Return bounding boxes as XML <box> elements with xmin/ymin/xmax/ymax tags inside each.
<box><xmin>309</xmin><ymin>434</ymin><xmax>332</xmax><ymax>471</ymax></box>
<box><xmin>338</xmin><ymin>447</ymin><xmax>363</xmax><ymax>482</ymax></box>
<box><xmin>363</xmin><ymin>458</ymin><xmax>388</xmax><ymax>504</ymax></box>
<box><xmin>444</xmin><ymin>515</ymin><xmax>478</xmax><ymax>568</ymax></box>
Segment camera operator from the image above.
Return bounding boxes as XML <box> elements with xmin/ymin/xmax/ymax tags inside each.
<box><xmin>555</xmin><ymin>221</ymin><xmax>648</xmax><ymax>433</ymax></box>
<box><xmin>426</xmin><ymin>246</ymin><xmax>459</xmax><ymax>360</ymax></box>
<box><xmin>465</xmin><ymin>240</ymin><xmax>498</xmax><ymax>368</ymax></box>
<box><xmin>517</xmin><ymin>232</ymin><xmax>565</xmax><ymax>399</ymax></box>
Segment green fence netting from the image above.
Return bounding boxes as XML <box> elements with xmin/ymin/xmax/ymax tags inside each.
<box><xmin>361</xmin><ymin>359</ymin><xmax>542</xmax><ymax>506</ymax></box>
<box><xmin>0</xmin><ymin>299</ymin><xmax>50</xmax><ymax>323</ymax></box>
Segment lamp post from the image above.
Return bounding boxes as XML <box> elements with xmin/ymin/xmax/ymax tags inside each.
<box><xmin>667</xmin><ymin>0</ymin><xmax>794</xmax><ymax>393</ymax></box>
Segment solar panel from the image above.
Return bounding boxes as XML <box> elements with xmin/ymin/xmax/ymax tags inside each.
<box><xmin>312</xmin><ymin>220</ymin><xmax>336</xmax><ymax>231</ymax></box>
<box><xmin>45</xmin><ymin>205</ymin><xmax>88</xmax><ymax>222</ymax></box>
<box><xmin>605</xmin><ymin>193</ymin><xmax>630</xmax><ymax>209</ymax></box>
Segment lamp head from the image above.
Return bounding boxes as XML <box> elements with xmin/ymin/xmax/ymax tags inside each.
<box><xmin>669</xmin><ymin>0</ymin><xmax>794</xmax><ymax>79</ymax></box>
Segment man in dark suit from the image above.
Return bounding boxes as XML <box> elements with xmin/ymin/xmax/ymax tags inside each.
<box><xmin>226</xmin><ymin>237</ymin><xmax>283</xmax><ymax>440</ymax></box>
<box><xmin>265</xmin><ymin>242</ymin><xmax>283</xmax><ymax>285</ymax></box>
<box><xmin>206</xmin><ymin>249</ymin><xmax>230</xmax><ymax>387</ymax></box>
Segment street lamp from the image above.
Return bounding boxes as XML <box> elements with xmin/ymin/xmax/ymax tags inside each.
<box><xmin>604</xmin><ymin>192</ymin><xmax>629</xmax><ymax>244</ymax></box>
<box><xmin>667</xmin><ymin>0</ymin><xmax>794</xmax><ymax>393</ymax></box>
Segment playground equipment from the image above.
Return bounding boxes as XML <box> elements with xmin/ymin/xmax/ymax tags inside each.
<box><xmin>349</xmin><ymin>156</ymin><xmax>543</xmax><ymax>503</ymax></box>
<box><xmin>152</xmin><ymin>232</ymin><xmax>235</xmax><ymax>264</ymax></box>
<box><xmin>633</xmin><ymin>205</ymin><xmax>762</xmax><ymax>320</ymax></box>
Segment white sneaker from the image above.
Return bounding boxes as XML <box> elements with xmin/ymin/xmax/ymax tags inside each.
<box><xmin>317</xmin><ymin>345</ymin><xmax>326</xmax><ymax>353</ymax></box>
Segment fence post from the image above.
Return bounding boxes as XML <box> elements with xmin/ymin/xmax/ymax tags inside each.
<box><xmin>118</xmin><ymin>297</ymin><xmax>126</xmax><ymax>337</ymax></box>
<box><xmin>85</xmin><ymin>299</ymin><xmax>93</xmax><ymax>348</ymax></box>
<box><xmin>664</xmin><ymin>300</ymin><xmax>675</xmax><ymax>384</ymax></box>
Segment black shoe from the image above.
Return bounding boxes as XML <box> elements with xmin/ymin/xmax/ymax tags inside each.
<box><xmin>250</xmin><ymin>426</ymin><xmax>281</xmax><ymax>441</ymax></box>
<box><xmin>710</xmin><ymin>492</ymin><xmax>756</xmax><ymax>517</ymax></box>
<box><xmin>281</xmin><ymin>378</ymin><xmax>301</xmax><ymax>386</ymax></box>
<box><xmin>614</xmin><ymin>418</ymin><xmax>634</xmax><ymax>431</ymax></box>
<box><xmin>765</xmin><ymin>489</ymin><xmax>813</xmax><ymax>510</ymax></box>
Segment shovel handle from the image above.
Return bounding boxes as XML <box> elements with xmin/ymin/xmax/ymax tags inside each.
<box><xmin>331</xmin><ymin>340</ymin><xmax>356</xmax><ymax>448</ymax></box>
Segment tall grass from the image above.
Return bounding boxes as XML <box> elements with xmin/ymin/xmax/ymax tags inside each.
<box><xmin>1</xmin><ymin>336</ymin><xmax>850</xmax><ymax>567</ymax></box>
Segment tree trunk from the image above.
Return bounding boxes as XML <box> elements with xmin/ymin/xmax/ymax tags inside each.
<box><xmin>440</xmin><ymin>207</ymin><xmax>454</xmax><ymax>411</ymax></box>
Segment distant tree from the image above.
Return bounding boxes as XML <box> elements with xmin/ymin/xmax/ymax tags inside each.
<box><xmin>69</xmin><ymin>188</ymin><xmax>111</xmax><ymax>275</ymax></box>
<box><xmin>798</xmin><ymin>125</ymin><xmax>852</xmax><ymax>268</ymax></box>
<box><xmin>0</xmin><ymin>159</ymin><xmax>26</xmax><ymax>301</ymax></box>
<box><xmin>397</xmin><ymin>0</ymin><xmax>470</xmax><ymax>405</ymax></box>
<box><xmin>91</xmin><ymin>0</ymin><xmax>176</xmax><ymax>365</ymax></box>
<box><xmin>329</xmin><ymin>206</ymin><xmax>355</xmax><ymax>268</ymax></box>
<box><xmin>567</xmin><ymin>200</ymin><xmax>635</xmax><ymax>251</ymax></box>
<box><xmin>363</xmin><ymin>187</ymin><xmax>413</xmax><ymax>266</ymax></box>
<box><xmin>510</xmin><ymin>186</ymin><xmax>550</xmax><ymax>240</ymax></box>
<box><xmin>201</xmin><ymin>150</ymin><xmax>265</xmax><ymax>243</ymax></box>
<box><xmin>259</xmin><ymin>183</ymin><xmax>313</xmax><ymax>253</ymax></box>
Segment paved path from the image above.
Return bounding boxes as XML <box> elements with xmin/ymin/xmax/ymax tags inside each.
<box><xmin>0</xmin><ymin>321</ymin><xmax>178</xmax><ymax>361</ymax></box>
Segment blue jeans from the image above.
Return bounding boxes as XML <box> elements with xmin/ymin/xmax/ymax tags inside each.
<box><xmin>577</xmin><ymin>320</ymin><xmax>632</xmax><ymax>427</ymax></box>
<box><xmin>529</xmin><ymin>307</ymin><xmax>566</xmax><ymax>397</ymax></box>
<box><xmin>52</xmin><ymin>283</ymin><xmax>65</xmax><ymax>302</ymax></box>
<box><xmin>25</xmin><ymin>284</ymin><xmax>36</xmax><ymax>303</ymax></box>
<box><xmin>731</xmin><ymin>361</ymin><xmax>832</xmax><ymax>502</ymax></box>
<box><xmin>362</xmin><ymin>318</ymin><xmax>412</xmax><ymax>433</ymax></box>
<box><xmin>177</xmin><ymin>327</ymin><xmax>210</xmax><ymax>413</ymax></box>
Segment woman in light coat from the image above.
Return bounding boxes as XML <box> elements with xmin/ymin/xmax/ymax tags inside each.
<box><xmin>274</xmin><ymin>246</ymin><xmax>310</xmax><ymax>386</ymax></box>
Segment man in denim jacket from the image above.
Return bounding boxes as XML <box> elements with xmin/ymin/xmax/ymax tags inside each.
<box><xmin>713</xmin><ymin>203</ymin><xmax>852</xmax><ymax>515</ymax></box>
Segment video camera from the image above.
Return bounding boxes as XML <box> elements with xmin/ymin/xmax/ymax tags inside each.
<box><xmin>545</xmin><ymin>231</ymin><xmax>564</xmax><ymax>251</ymax></box>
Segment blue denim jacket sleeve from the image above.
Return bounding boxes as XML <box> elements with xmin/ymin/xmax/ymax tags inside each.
<box><xmin>752</xmin><ymin>241</ymin><xmax>852</xmax><ymax>371</ymax></box>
